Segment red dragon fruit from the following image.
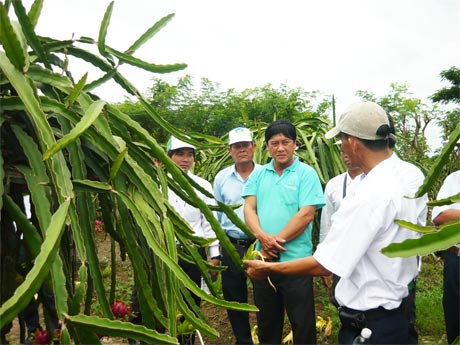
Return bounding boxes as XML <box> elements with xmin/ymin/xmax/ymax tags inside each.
<box><xmin>111</xmin><ymin>300</ymin><xmax>131</xmax><ymax>319</ymax></box>
<box><xmin>94</xmin><ymin>219</ymin><xmax>103</xmax><ymax>233</ymax></box>
<box><xmin>33</xmin><ymin>329</ymin><xmax>50</xmax><ymax>344</ymax></box>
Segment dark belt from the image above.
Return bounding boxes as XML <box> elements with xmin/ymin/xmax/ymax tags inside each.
<box><xmin>227</xmin><ymin>236</ymin><xmax>254</xmax><ymax>247</ymax></box>
<box><xmin>339</xmin><ymin>305</ymin><xmax>403</xmax><ymax>329</ymax></box>
<box><xmin>448</xmin><ymin>246</ymin><xmax>459</xmax><ymax>256</ymax></box>
<box><xmin>363</xmin><ymin>305</ymin><xmax>403</xmax><ymax>319</ymax></box>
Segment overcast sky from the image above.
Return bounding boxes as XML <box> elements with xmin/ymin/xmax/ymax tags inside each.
<box><xmin>23</xmin><ymin>0</ymin><xmax>460</xmax><ymax>148</ymax></box>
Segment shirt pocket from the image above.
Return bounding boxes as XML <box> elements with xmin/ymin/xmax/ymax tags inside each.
<box><xmin>282</xmin><ymin>183</ymin><xmax>298</xmax><ymax>206</ymax></box>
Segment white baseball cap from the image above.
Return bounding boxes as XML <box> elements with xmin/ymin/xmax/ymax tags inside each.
<box><xmin>166</xmin><ymin>136</ymin><xmax>196</xmax><ymax>152</ymax></box>
<box><xmin>325</xmin><ymin>101</ymin><xmax>391</xmax><ymax>140</ymax></box>
<box><xmin>228</xmin><ymin>127</ymin><xmax>253</xmax><ymax>145</ymax></box>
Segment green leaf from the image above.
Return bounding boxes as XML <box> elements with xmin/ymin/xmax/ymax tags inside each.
<box><xmin>109</xmin><ymin>136</ymin><xmax>127</xmax><ymax>181</ymax></box>
<box><xmin>43</xmin><ymin>100</ymin><xmax>106</xmax><ymax>160</ymax></box>
<box><xmin>73</xmin><ymin>179</ymin><xmax>113</xmax><ymax>192</ymax></box>
<box><xmin>106</xmin><ymin>46</ymin><xmax>187</xmax><ymax>73</ymax></box>
<box><xmin>66</xmin><ymin>314</ymin><xmax>178</xmax><ymax>344</ymax></box>
<box><xmin>382</xmin><ymin>220</ymin><xmax>460</xmax><ymax>257</ymax></box>
<box><xmin>0</xmin><ymin>52</ymin><xmax>74</xmax><ymax>199</ymax></box>
<box><xmin>65</xmin><ymin>46</ymin><xmax>140</xmax><ymax>96</ymax></box>
<box><xmin>415</xmin><ymin>122</ymin><xmax>460</xmax><ymax>197</ymax></box>
<box><xmin>83</xmin><ymin>69</ymin><xmax>118</xmax><ymax>92</ymax></box>
<box><xmin>427</xmin><ymin>193</ymin><xmax>460</xmax><ymax>207</ymax></box>
<box><xmin>69</xmin><ymin>265</ymin><xmax>88</xmax><ymax>315</ymax></box>
<box><xmin>27</xmin><ymin>0</ymin><xmax>44</xmax><ymax>28</ymax></box>
<box><xmin>0</xmin><ymin>199</ymin><xmax>70</xmax><ymax>329</ymax></box>
<box><xmin>0</xmin><ymin>2</ymin><xmax>27</xmax><ymax>71</ymax></box>
<box><xmin>394</xmin><ymin>220</ymin><xmax>438</xmax><ymax>234</ymax></box>
<box><xmin>68</xmin><ymin>72</ymin><xmax>88</xmax><ymax>106</ymax></box>
<box><xmin>3</xmin><ymin>194</ymin><xmax>42</xmax><ymax>258</ymax></box>
<box><xmin>27</xmin><ymin>64</ymin><xmax>72</xmax><ymax>88</ymax></box>
<box><xmin>11</xmin><ymin>0</ymin><xmax>50</xmax><ymax>69</ymax></box>
<box><xmin>116</xmin><ymin>190</ymin><xmax>257</xmax><ymax>313</ymax></box>
<box><xmin>126</xmin><ymin>13</ymin><xmax>174</xmax><ymax>54</ymax></box>
<box><xmin>98</xmin><ymin>1</ymin><xmax>114</xmax><ymax>56</ymax></box>
<box><xmin>12</xmin><ymin>125</ymin><xmax>52</xmax><ymax>229</ymax></box>
<box><xmin>60</xmin><ymin>328</ymin><xmax>71</xmax><ymax>345</ymax></box>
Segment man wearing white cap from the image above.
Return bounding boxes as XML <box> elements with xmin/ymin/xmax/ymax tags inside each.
<box><xmin>432</xmin><ymin>169</ymin><xmax>460</xmax><ymax>345</ymax></box>
<box><xmin>244</xmin><ymin>102</ymin><xmax>424</xmax><ymax>344</ymax></box>
<box><xmin>213</xmin><ymin>127</ymin><xmax>259</xmax><ymax>344</ymax></box>
<box><xmin>167</xmin><ymin>135</ymin><xmax>220</xmax><ymax>345</ymax></box>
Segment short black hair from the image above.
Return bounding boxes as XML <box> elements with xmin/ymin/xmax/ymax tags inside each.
<box><xmin>265</xmin><ymin>119</ymin><xmax>296</xmax><ymax>143</ymax></box>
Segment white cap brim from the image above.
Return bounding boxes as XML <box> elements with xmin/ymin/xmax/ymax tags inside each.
<box><xmin>325</xmin><ymin>127</ymin><xmax>341</xmax><ymax>139</ymax></box>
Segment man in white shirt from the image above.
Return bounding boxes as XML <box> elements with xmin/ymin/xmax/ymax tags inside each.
<box><xmin>432</xmin><ymin>170</ymin><xmax>460</xmax><ymax>345</ymax></box>
<box><xmin>244</xmin><ymin>101</ymin><xmax>424</xmax><ymax>344</ymax></box>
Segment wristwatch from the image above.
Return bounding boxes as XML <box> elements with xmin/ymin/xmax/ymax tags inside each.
<box><xmin>211</xmin><ymin>255</ymin><xmax>222</xmax><ymax>261</ymax></box>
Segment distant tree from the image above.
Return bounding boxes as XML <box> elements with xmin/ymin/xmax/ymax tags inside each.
<box><xmin>430</xmin><ymin>66</ymin><xmax>460</xmax><ymax>189</ymax></box>
<box><xmin>431</xmin><ymin>67</ymin><xmax>460</xmax><ymax>142</ymax></box>
<box><xmin>118</xmin><ymin>76</ymin><xmax>333</xmax><ymax>141</ymax></box>
<box><xmin>431</xmin><ymin>66</ymin><xmax>460</xmax><ymax>104</ymax></box>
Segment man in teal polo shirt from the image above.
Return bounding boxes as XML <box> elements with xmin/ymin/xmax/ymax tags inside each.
<box><xmin>243</xmin><ymin>119</ymin><xmax>325</xmax><ymax>345</ymax></box>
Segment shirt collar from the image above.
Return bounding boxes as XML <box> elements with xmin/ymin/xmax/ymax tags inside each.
<box><xmin>267</xmin><ymin>155</ymin><xmax>299</xmax><ymax>171</ymax></box>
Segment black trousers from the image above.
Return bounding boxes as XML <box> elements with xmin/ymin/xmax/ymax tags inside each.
<box><xmin>443</xmin><ymin>249</ymin><xmax>460</xmax><ymax>344</ymax></box>
<box><xmin>253</xmin><ymin>274</ymin><xmax>316</xmax><ymax>345</ymax></box>
<box><xmin>222</xmin><ymin>241</ymin><xmax>253</xmax><ymax>345</ymax></box>
<box><xmin>338</xmin><ymin>306</ymin><xmax>409</xmax><ymax>344</ymax></box>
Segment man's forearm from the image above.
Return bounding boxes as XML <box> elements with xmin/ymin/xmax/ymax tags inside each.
<box><xmin>267</xmin><ymin>256</ymin><xmax>330</xmax><ymax>276</ymax></box>
<box><xmin>278</xmin><ymin>207</ymin><xmax>315</xmax><ymax>242</ymax></box>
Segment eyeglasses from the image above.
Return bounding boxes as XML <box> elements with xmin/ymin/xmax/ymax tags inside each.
<box><xmin>267</xmin><ymin>139</ymin><xmax>294</xmax><ymax>148</ymax></box>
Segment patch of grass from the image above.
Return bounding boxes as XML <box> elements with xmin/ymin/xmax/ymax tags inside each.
<box><xmin>416</xmin><ymin>255</ymin><xmax>446</xmax><ymax>342</ymax></box>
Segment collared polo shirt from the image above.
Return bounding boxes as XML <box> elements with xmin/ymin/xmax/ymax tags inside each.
<box><xmin>242</xmin><ymin>156</ymin><xmax>324</xmax><ymax>261</ymax></box>
<box><xmin>213</xmin><ymin>163</ymin><xmax>260</xmax><ymax>239</ymax></box>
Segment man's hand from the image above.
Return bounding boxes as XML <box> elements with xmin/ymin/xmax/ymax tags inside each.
<box><xmin>244</xmin><ymin>259</ymin><xmax>271</xmax><ymax>280</ymax></box>
<box><xmin>257</xmin><ymin>232</ymin><xmax>286</xmax><ymax>260</ymax></box>
<box><xmin>321</xmin><ymin>274</ymin><xmax>333</xmax><ymax>289</ymax></box>
<box><xmin>209</xmin><ymin>258</ymin><xmax>221</xmax><ymax>282</ymax></box>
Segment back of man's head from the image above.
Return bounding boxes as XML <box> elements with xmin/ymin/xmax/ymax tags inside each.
<box><xmin>326</xmin><ymin>101</ymin><xmax>391</xmax><ymax>140</ymax></box>
<box><xmin>326</xmin><ymin>101</ymin><xmax>396</xmax><ymax>150</ymax></box>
